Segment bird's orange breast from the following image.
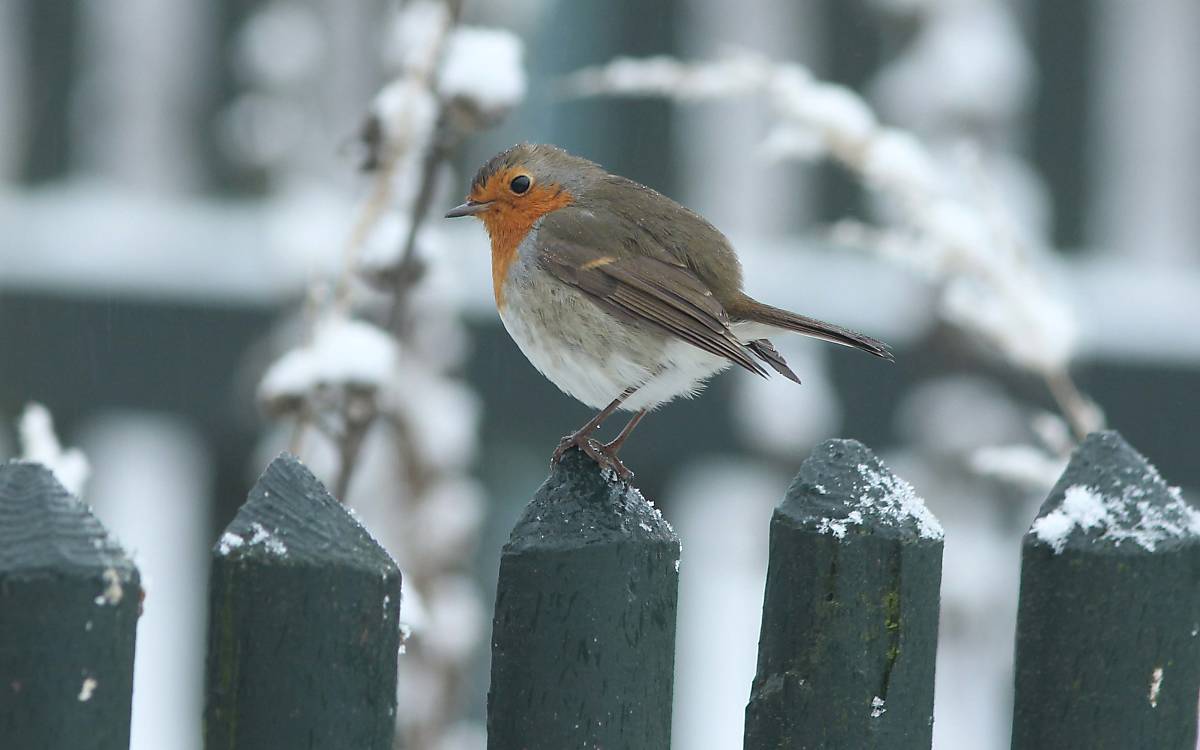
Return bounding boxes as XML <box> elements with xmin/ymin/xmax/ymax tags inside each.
<box><xmin>481</xmin><ymin>184</ymin><xmax>573</xmax><ymax>307</ymax></box>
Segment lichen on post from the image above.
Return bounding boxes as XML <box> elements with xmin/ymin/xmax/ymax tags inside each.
<box><xmin>487</xmin><ymin>449</ymin><xmax>680</xmax><ymax>749</ymax></box>
<box><xmin>1012</xmin><ymin>431</ymin><xmax>1200</xmax><ymax>750</ymax></box>
<box><xmin>745</xmin><ymin>439</ymin><xmax>944</xmax><ymax>749</ymax></box>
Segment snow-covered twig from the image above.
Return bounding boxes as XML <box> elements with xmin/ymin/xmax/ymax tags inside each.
<box><xmin>16</xmin><ymin>402</ymin><xmax>91</xmax><ymax>496</ymax></box>
<box><xmin>969</xmin><ymin>444</ymin><xmax>1067</xmax><ymax>493</ymax></box>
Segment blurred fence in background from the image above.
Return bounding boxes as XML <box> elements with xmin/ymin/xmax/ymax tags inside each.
<box><xmin>5</xmin><ymin>429</ymin><xmax>1196</xmax><ymax>749</ymax></box>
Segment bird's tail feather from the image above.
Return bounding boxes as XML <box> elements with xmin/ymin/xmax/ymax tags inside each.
<box><xmin>747</xmin><ymin>339</ymin><xmax>802</xmax><ymax>384</ymax></box>
<box><xmin>731</xmin><ymin>297</ymin><xmax>894</xmax><ymax>361</ymax></box>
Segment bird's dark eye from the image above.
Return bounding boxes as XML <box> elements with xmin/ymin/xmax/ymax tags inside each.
<box><xmin>510</xmin><ymin>174</ymin><xmax>531</xmax><ymax>194</ymax></box>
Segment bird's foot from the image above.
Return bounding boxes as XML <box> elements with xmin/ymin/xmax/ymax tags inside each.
<box><xmin>552</xmin><ymin>433</ymin><xmax>634</xmax><ymax>483</ymax></box>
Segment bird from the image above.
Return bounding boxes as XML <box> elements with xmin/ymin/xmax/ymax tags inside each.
<box><xmin>445</xmin><ymin>143</ymin><xmax>892</xmax><ymax>480</ymax></box>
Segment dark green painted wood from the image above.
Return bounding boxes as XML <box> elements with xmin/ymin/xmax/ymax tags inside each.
<box><xmin>1012</xmin><ymin>431</ymin><xmax>1200</xmax><ymax>750</ymax></box>
<box><xmin>487</xmin><ymin>449</ymin><xmax>680</xmax><ymax>749</ymax></box>
<box><xmin>204</xmin><ymin>454</ymin><xmax>401</xmax><ymax>750</ymax></box>
<box><xmin>0</xmin><ymin>461</ymin><xmax>141</xmax><ymax>750</ymax></box>
<box><xmin>745</xmin><ymin>439</ymin><xmax>944</xmax><ymax>749</ymax></box>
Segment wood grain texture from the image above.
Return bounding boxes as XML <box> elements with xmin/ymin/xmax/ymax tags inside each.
<box><xmin>204</xmin><ymin>454</ymin><xmax>401</xmax><ymax>750</ymax></box>
<box><xmin>1012</xmin><ymin>431</ymin><xmax>1200</xmax><ymax>750</ymax></box>
<box><xmin>487</xmin><ymin>449</ymin><xmax>680</xmax><ymax>749</ymax></box>
<box><xmin>0</xmin><ymin>461</ymin><xmax>140</xmax><ymax>750</ymax></box>
<box><xmin>745</xmin><ymin>440</ymin><xmax>943</xmax><ymax>750</ymax></box>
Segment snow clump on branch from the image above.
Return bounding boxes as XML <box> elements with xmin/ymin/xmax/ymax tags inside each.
<box><xmin>439</xmin><ymin>27</ymin><xmax>527</xmax><ymax>121</ymax></box>
<box><xmin>259</xmin><ymin>315</ymin><xmax>398</xmax><ymax>415</ymax></box>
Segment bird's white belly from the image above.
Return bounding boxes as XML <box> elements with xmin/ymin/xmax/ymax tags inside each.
<box><xmin>498</xmin><ymin>269</ymin><xmax>732</xmax><ymax>412</ymax></box>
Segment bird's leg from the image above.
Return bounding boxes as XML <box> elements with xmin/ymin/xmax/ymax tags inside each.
<box><xmin>553</xmin><ymin>387</ymin><xmax>634</xmax><ymax>458</ymax></box>
<box><xmin>553</xmin><ymin>387</ymin><xmax>639</xmax><ymax>479</ymax></box>
<box><xmin>603</xmin><ymin>409</ymin><xmax>647</xmax><ymax>456</ymax></box>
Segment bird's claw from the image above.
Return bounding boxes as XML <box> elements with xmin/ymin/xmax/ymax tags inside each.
<box><xmin>552</xmin><ymin>434</ymin><xmax>634</xmax><ymax>483</ymax></box>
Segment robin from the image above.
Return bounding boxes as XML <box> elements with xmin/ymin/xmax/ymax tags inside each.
<box><xmin>446</xmin><ymin>143</ymin><xmax>892</xmax><ymax>480</ymax></box>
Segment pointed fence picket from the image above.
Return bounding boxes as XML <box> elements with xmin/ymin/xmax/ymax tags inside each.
<box><xmin>204</xmin><ymin>454</ymin><xmax>402</xmax><ymax>750</ymax></box>
<box><xmin>487</xmin><ymin>450</ymin><xmax>680</xmax><ymax>748</ymax></box>
<box><xmin>1011</xmin><ymin>431</ymin><xmax>1200</xmax><ymax>750</ymax></box>
<box><xmin>0</xmin><ymin>462</ymin><xmax>141</xmax><ymax>750</ymax></box>
<box><xmin>744</xmin><ymin>439</ymin><xmax>944</xmax><ymax>749</ymax></box>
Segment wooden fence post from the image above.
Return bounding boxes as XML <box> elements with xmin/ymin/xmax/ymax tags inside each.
<box><xmin>0</xmin><ymin>461</ymin><xmax>141</xmax><ymax>750</ymax></box>
<box><xmin>204</xmin><ymin>454</ymin><xmax>402</xmax><ymax>750</ymax></box>
<box><xmin>745</xmin><ymin>439</ymin><xmax>944</xmax><ymax>749</ymax></box>
<box><xmin>487</xmin><ymin>449</ymin><xmax>680</xmax><ymax>749</ymax></box>
<box><xmin>1011</xmin><ymin>431</ymin><xmax>1200</xmax><ymax>749</ymax></box>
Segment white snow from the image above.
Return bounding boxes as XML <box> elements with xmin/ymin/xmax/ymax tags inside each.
<box><xmin>216</xmin><ymin>531</ymin><xmax>245</xmax><ymax>555</ymax></box>
<box><xmin>78</xmin><ymin>677</ymin><xmax>98</xmax><ymax>702</ymax></box>
<box><xmin>384</xmin><ymin>0</ymin><xmax>450</xmax><ymax>76</ymax></box>
<box><xmin>862</xmin><ymin>0</ymin><xmax>1068</xmax><ymax>380</ymax></box>
<box><xmin>1031</xmin><ymin>412</ymin><xmax>1074</xmax><ymax>455</ymax></box>
<box><xmin>567</xmin><ymin>52</ymin><xmax>769</xmax><ymax>101</ymax></box>
<box><xmin>816</xmin><ymin>509</ymin><xmax>865</xmax><ymax>540</ymax></box>
<box><xmin>17</xmin><ymin>402</ymin><xmax>91</xmax><ymax>496</ymax></box>
<box><xmin>247</xmin><ymin>521</ymin><xmax>287</xmax><ymax>556</ymax></box>
<box><xmin>812</xmin><ymin>463</ymin><xmax>942</xmax><ymax>542</ymax></box>
<box><xmin>772</xmin><ymin>79</ymin><xmax>877</xmax><ymax>149</ymax></box>
<box><xmin>358</xmin><ymin>213</ymin><xmax>435</xmax><ymax>277</ymax></box>
<box><xmin>862</xmin><ymin>128</ymin><xmax>941</xmax><ymax>194</ymax></box>
<box><xmin>370</xmin><ymin>78</ymin><xmax>438</xmax><ymax>154</ymax></box>
<box><xmin>939</xmin><ymin>271</ymin><xmax>1076</xmax><ymax>375</ymax></box>
<box><xmin>1148</xmin><ymin>666</ymin><xmax>1164</xmax><ymax>708</ymax></box>
<box><xmin>857</xmin><ymin>462</ymin><xmax>944</xmax><ymax>540</ymax></box>
<box><xmin>438</xmin><ymin>27</ymin><xmax>526</xmax><ymax>115</ymax></box>
<box><xmin>1032</xmin><ymin>483</ymin><xmax>1200</xmax><ymax>554</ymax></box>
<box><xmin>92</xmin><ymin>567</ymin><xmax>125</xmax><ymax>606</ymax></box>
<box><xmin>970</xmin><ymin>444</ymin><xmax>1067</xmax><ymax>492</ymax></box>
<box><xmin>871</xmin><ymin>1</ymin><xmax>1033</xmax><ymax>129</ymax></box>
<box><xmin>758</xmin><ymin>124</ymin><xmax>824</xmax><ymax>162</ymax></box>
<box><xmin>259</xmin><ymin>315</ymin><xmax>399</xmax><ymax>403</ymax></box>
<box><xmin>381</xmin><ymin>364</ymin><xmax>480</xmax><ymax>470</ymax></box>
<box><xmin>816</xmin><ymin>517</ymin><xmax>849</xmax><ymax>540</ymax></box>
<box><xmin>870</xmin><ymin>695</ymin><xmax>887</xmax><ymax>718</ymax></box>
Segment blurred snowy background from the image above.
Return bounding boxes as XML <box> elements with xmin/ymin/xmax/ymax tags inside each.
<box><xmin>2</xmin><ymin>1</ymin><xmax>1199</xmax><ymax>748</ymax></box>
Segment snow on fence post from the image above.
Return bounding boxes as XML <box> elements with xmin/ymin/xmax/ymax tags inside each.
<box><xmin>745</xmin><ymin>439</ymin><xmax>944</xmax><ymax>749</ymax></box>
<box><xmin>487</xmin><ymin>449</ymin><xmax>680</xmax><ymax>749</ymax></box>
<box><xmin>1011</xmin><ymin>431</ymin><xmax>1200</xmax><ymax>749</ymax></box>
<box><xmin>0</xmin><ymin>461</ymin><xmax>141</xmax><ymax>750</ymax></box>
<box><xmin>204</xmin><ymin>454</ymin><xmax>402</xmax><ymax>750</ymax></box>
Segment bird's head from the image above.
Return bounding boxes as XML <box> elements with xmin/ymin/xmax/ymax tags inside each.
<box><xmin>445</xmin><ymin>143</ymin><xmax>603</xmax><ymax>238</ymax></box>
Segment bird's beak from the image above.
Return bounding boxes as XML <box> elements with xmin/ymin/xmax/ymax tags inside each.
<box><xmin>444</xmin><ymin>200</ymin><xmax>492</xmax><ymax>218</ymax></box>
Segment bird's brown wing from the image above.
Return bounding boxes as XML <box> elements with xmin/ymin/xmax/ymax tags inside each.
<box><xmin>535</xmin><ymin>236</ymin><xmax>768</xmax><ymax>378</ymax></box>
